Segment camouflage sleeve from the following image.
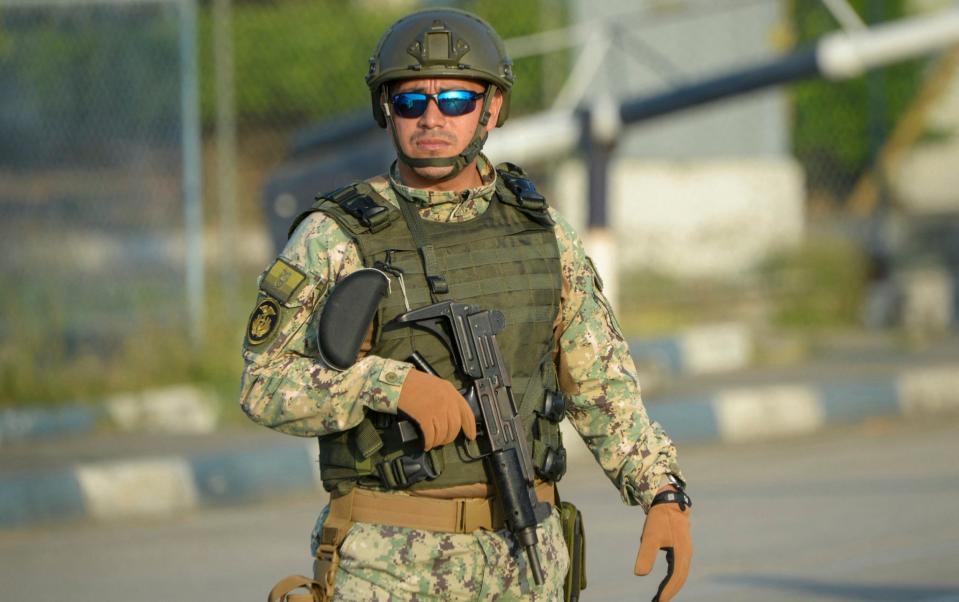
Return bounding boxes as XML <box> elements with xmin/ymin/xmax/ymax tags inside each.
<box><xmin>238</xmin><ymin>212</ymin><xmax>412</xmax><ymax>438</ymax></box>
<box><xmin>549</xmin><ymin>208</ymin><xmax>684</xmax><ymax>511</ymax></box>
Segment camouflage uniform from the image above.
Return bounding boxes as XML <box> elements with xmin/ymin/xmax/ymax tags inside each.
<box><xmin>321</xmin><ymin>504</ymin><xmax>568</xmax><ymax>600</ymax></box>
<box><xmin>241</xmin><ymin>155</ymin><xmax>683</xmax><ymax>599</ymax></box>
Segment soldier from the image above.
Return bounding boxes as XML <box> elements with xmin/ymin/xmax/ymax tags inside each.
<box><xmin>243</xmin><ymin>8</ymin><xmax>692</xmax><ymax>602</ymax></box>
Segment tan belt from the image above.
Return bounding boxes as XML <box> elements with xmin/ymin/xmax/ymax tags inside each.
<box><xmin>329</xmin><ymin>481</ymin><xmax>555</xmax><ymax>534</ymax></box>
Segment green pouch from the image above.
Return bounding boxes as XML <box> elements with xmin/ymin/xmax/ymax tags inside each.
<box><xmin>558</xmin><ymin>500</ymin><xmax>587</xmax><ymax>601</ymax></box>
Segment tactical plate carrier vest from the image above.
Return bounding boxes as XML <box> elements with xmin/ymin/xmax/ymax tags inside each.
<box><xmin>291</xmin><ymin>164</ymin><xmax>567</xmax><ymax>494</ymax></box>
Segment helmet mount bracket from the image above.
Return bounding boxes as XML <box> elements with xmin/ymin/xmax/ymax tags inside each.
<box><xmin>407</xmin><ymin>25</ymin><xmax>471</xmax><ymax>67</ymax></box>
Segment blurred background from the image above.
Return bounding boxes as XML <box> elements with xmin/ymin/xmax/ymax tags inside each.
<box><xmin>2</xmin><ymin>0</ymin><xmax>958</xmax><ymax>407</ymax></box>
<box><xmin>2</xmin><ymin>0</ymin><xmax>959</xmax><ymax>600</ymax></box>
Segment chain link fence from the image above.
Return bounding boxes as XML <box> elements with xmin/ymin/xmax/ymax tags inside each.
<box><xmin>0</xmin><ymin>0</ymin><xmax>198</xmax><ymax>402</ymax></box>
<box><xmin>791</xmin><ymin>0</ymin><xmax>924</xmax><ymax>213</ymax></box>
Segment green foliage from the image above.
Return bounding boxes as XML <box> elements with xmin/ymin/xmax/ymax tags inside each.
<box><xmin>0</xmin><ymin>5</ymin><xmax>182</xmax><ymax>163</ymax></box>
<box><xmin>760</xmin><ymin>235</ymin><xmax>869</xmax><ymax>329</ymax></box>
<box><xmin>0</xmin><ymin>275</ymin><xmax>250</xmax><ymax>410</ymax></box>
<box><xmin>614</xmin><ymin>236</ymin><xmax>870</xmax><ymax>337</ymax></box>
<box><xmin>790</xmin><ymin>0</ymin><xmax>922</xmax><ymax>196</ymax></box>
<box><xmin>197</xmin><ymin>0</ymin><xmax>567</xmax><ymax>127</ymax></box>
<box><xmin>198</xmin><ymin>0</ymin><xmax>399</xmax><ymax>126</ymax></box>
<box><xmin>616</xmin><ymin>269</ymin><xmax>758</xmax><ymax>337</ymax></box>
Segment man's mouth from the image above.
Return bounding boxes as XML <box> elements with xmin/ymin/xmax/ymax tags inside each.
<box><xmin>413</xmin><ymin>138</ymin><xmax>453</xmax><ymax>152</ymax></box>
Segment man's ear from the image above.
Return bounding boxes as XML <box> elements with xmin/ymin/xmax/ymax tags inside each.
<box><xmin>484</xmin><ymin>89</ymin><xmax>504</xmax><ymax>133</ymax></box>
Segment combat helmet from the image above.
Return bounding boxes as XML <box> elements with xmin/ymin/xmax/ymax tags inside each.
<box><xmin>366</xmin><ymin>8</ymin><xmax>514</xmax><ymax>180</ymax></box>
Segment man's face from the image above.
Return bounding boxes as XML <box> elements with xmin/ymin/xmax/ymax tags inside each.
<box><xmin>388</xmin><ymin>77</ymin><xmax>502</xmax><ymax>182</ymax></box>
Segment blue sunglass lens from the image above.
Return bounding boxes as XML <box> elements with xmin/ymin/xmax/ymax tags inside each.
<box><xmin>391</xmin><ymin>90</ymin><xmax>482</xmax><ymax>118</ymax></box>
<box><xmin>391</xmin><ymin>94</ymin><xmax>429</xmax><ymax>118</ymax></box>
<box><xmin>437</xmin><ymin>91</ymin><xmax>479</xmax><ymax>116</ymax></box>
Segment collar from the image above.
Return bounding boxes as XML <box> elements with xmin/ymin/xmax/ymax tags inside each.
<box><xmin>389</xmin><ymin>154</ymin><xmax>497</xmax><ymax>208</ymax></box>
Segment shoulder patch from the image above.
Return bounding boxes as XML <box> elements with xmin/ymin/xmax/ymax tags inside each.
<box><xmin>246</xmin><ymin>298</ymin><xmax>281</xmax><ymax>346</ymax></box>
<box><xmin>261</xmin><ymin>258</ymin><xmax>306</xmax><ymax>303</ymax></box>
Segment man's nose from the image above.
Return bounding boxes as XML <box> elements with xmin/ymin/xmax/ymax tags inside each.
<box><xmin>418</xmin><ymin>97</ymin><xmax>446</xmax><ymax>127</ymax></box>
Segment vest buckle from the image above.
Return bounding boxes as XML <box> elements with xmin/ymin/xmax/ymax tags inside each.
<box><xmin>501</xmin><ymin>172</ymin><xmax>547</xmax><ymax>210</ymax></box>
<box><xmin>538</xmin><ymin>446</ymin><xmax>567</xmax><ymax>482</ymax></box>
<box><xmin>427</xmin><ymin>275</ymin><xmax>449</xmax><ymax>295</ymax></box>
<box><xmin>539</xmin><ymin>390</ymin><xmax>567</xmax><ymax>423</ymax></box>
<box><xmin>359</xmin><ymin>205</ymin><xmax>389</xmax><ymax>231</ymax></box>
<box><xmin>332</xmin><ymin>186</ymin><xmax>391</xmax><ymax>233</ymax></box>
<box><xmin>375</xmin><ymin>453</ymin><xmax>439</xmax><ymax>489</ymax></box>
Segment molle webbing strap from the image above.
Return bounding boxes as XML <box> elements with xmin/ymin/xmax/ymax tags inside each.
<box><xmin>267</xmin><ymin>575</ymin><xmax>323</xmax><ymax>602</ymax></box>
<box><xmin>526</xmin><ymin>349</ymin><xmax>564</xmax><ymax>480</ymax></box>
<box><xmin>326</xmin><ymin>184</ymin><xmax>392</xmax><ymax>233</ymax></box>
<box><xmin>353</xmin><ymin>419</ymin><xmax>384</xmax><ymax>458</ymax></box>
<box><xmin>311</xmin><ymin>491</ymin><xmax>357</xmax><ymax>600</ymax></box>
<box><xmin>396</xmin><ymin>196</ymin><xmax>451</xmax><ymax>301</ymax></box>
<box><xmin>287</xmin><ymin>183</ymin><xmax>394</xmax><ymax>241</ymax></box>
<box><xmin>320</xmin><ymin>421</ymin><xmax>381</xmax><ymax>467</ymax></box>
<box><xmin>495</xmin><ymin>163</ymin><xmax>554</xmax><ymax>227</ymax></box>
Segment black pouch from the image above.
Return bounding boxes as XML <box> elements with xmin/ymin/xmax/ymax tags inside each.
<box><xmin>558</xmin><ymin>500</ymin><xmax>587</xmax><ymax>601</ymax></box>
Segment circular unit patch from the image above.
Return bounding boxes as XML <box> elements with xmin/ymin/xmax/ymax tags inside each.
<box><xmin>247</xmin><ymin>298</ymin><xmax>281</xmax><ymax>345</ymax></box>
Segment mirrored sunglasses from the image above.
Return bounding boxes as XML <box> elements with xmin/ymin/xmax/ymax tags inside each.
<box><xmin>390</xmin><ymin>90</ymin><xmax>485</xmax><ymax>119</ymax></box>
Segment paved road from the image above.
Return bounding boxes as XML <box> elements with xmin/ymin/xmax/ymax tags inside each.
<box><xmin>2</xmin><ymin>414</ymin><xmax>958</xmax><ymax>601</ymax></box>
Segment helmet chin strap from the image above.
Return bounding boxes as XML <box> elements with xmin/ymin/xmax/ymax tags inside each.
<box><xmin>386</xmin><ymin>84</ymin><xmax>496</xmax><ymax>184</ymax></box>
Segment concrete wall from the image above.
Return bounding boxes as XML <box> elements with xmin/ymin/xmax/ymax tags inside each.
<box><xmin>552</xmin><ymin>157</ymin><xmax>805</xmax><ymax>277</ymax></box>
<box><xmin>890</xmin><ymin>60</ymin><xmax>959</xmax><ymax>215</ymax></box>
<box><xmin>555</xmin><ymin>2</ymin><xmax>803</xmax><ymax>278</ymax></box>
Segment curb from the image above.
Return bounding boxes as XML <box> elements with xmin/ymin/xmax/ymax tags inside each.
<box><xmin>0</xmin><ymin>405</ymin><xmax>102</xmax><ymax>445</ymax></box>
<box><xmin>0</xmin><ymin>441</ymin><xmax>320</xmax><ymax>529</ymax></box>
<box><xmin>628</xmin><ymin>322</ymin><xmax>752</xmax><ymax>377</ymax></box>
<box><xmin>4</xmin><ymin>362</ymin><xmax>958</xmax><ymax>530</ymax></box>
<box><xmin>0</xmin><ymin>385</ymin><xmax>220</xmax><ymax>444</ymax></box>
<box><xmin>641</xmin><ymin>362</ymin><xmax>959</xmax><ymax>444</ymax></box>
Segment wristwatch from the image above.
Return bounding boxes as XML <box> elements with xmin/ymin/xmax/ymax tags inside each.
<box><xmin>652</xmin><ymin>475</ymin><xmax>691</xmax><ymax>511</ymax></box>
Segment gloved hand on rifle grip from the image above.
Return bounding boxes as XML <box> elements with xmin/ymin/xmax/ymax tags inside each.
<box><xmin>634</xmin><ymin>498</ymin><xmax>692</xmax><ymax>602</ymax></box>
<box><xmin>397</xmin><ymin>369</ymin><xmax>477</xmax><ymax>450</ymax></box>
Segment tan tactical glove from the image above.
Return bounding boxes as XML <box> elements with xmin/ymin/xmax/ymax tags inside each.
<box><xmin>634</xmin><ymin>492</ymin><xmax>693</xmax><ymax>602</ymax></box>
<box><xmin>397</xmin><ymin>369</ymin><xmax>477</xmax><ymax>450</ymax></box>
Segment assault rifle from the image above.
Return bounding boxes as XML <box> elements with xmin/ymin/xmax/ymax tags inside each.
<box><xmin>316</xmin><ymin>271</ymin><xmax>551</xmax><ymax>585</ymax></box>
<box><xmin>383</xmin><ymin>301</ymin><xmax>552</xmax><ymax>585</ymax></box>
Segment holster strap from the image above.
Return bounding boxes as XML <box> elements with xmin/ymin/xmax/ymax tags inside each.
<box><xmin>267</xmin><ymin>575</ymin><xmax>322</xmax><ymax>602</ymax></box>
<box><xmin>312</xmin><ymin>495</ymin><xmax>355</xmax><ymax>601</ymax></box>
<box><xmin>331</xmin><ymin>482</ymin><xmax>555</xmax><ymax>534</ymax></box>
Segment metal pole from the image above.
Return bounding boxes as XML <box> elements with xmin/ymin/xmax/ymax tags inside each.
<box><xmin>584</xmin><ymin>113</ymin><xmax>612</xmax><ymax>230</ymax></box>
<box><xmin>865</xmin><ymin>0</ymin><xmax>891</xmax><ymax>268</ymax></box>
<box><xmin>583</xmin><ymin>94</ymin><xmax>621</xmax><ymax>310</ymax></box>
<box><xmin>619</xmin><ymin>47</ymin><xmax>821</xmax><ymax>124</ymax></box>
<box><xmin>213</xmin><ymin>0</ymin><xmax>238</xmax><ymax>317</ymax></box>
<box><xmin>179</xmin><ymin>0</ymin><xmax>204</xmax><ymax>349</ymax></box>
